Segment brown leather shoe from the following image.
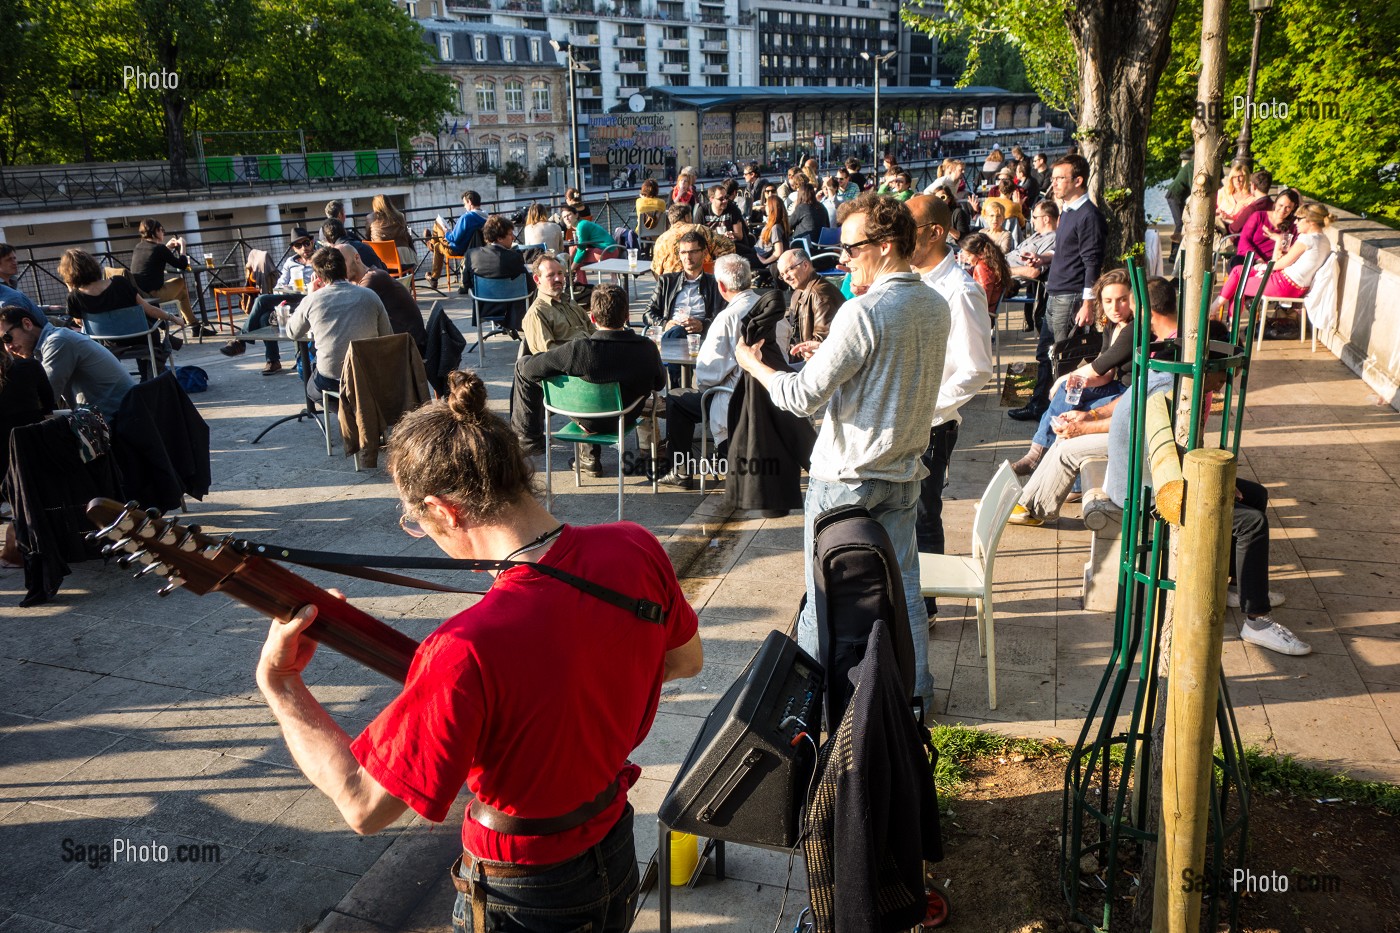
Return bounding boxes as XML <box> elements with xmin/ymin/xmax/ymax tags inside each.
<box><xmin>261</xmin><ymin>360</ymin><xmax>283</xmax><ymax>375</ymax></box>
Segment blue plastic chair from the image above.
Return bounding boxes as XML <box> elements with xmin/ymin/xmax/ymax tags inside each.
<box><xmin>466</xmin><ymin>274</ymin><xmax>528</xmax><ymax>365</ymax></box>
<box><xmin>81</xmin><ymin>305</ymin><xmax>162</xmax><ymax>381</ymax></box>
<box><xmin>541</xmin><ymin>375</ymin><xmax>657</xmax><ymax>521</ymax></box>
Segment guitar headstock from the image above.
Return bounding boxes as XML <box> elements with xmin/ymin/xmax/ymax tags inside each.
<box><xmin>86</xmin><ymin>498</ymin><xmax>246</xmax><ymax>596</ymax></box>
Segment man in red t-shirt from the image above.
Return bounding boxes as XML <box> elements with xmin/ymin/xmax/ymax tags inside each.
<box><xmin>257</xmin><ymin>375</ymin><xmax>701</xmax><ymax>932</ymax></box>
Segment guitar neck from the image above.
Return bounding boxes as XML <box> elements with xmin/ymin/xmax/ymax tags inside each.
<box><xmin>216</xmin><ymin>553</ymin><xmax>418</xmax><ymax>684</ymax></box>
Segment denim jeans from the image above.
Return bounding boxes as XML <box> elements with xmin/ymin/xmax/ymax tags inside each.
<box><xmin>1031</xmin><ymin>381</ymin><xmax>1128</xmax><ymax>448</ymax></box>
<box><xmin>1030</xmin><ymin>293</ymin><xmax>1082</xmax><ymax>408</ymax></box>
<box><xmin>799</xmin><ymin>476</ymin><xmax>933</xmax><ymax>709</ymax></box>
<box><xmin>452</xmin><ymin>805</ymin><xmax>639</xmax><ymax>933</ymax></box>
<box><xmin>243</xmin><ymin>293</ymin><xmax>302</xmax><ymax>363</ymax></box>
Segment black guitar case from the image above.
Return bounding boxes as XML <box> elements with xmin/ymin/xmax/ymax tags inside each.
<box><xmin>811</xmin><ymin>504</ymin><xmax>916</xmax><ymax>728</ymax></box>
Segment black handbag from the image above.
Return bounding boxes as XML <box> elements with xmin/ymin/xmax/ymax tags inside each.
<box><xmin>1051</xmin><ymin>326</ymin><xmax>1103</xmax><ymax>378</ymax></box>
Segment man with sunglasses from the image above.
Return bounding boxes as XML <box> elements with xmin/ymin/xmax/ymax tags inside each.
<box><xmin>734</xmin><ymin>193</ymin><xmax>949</xmax><ymax>714</ymax></box>
<box><xmin>1</xmin><ymin>305</ymin><xmax>134</xmax><ymax>422</ymax></box>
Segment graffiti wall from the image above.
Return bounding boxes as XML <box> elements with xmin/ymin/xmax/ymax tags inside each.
<box><xmin>588</xmin><ymin>113</ymin><xmax>678</xmax><ymax>180</ymax></box>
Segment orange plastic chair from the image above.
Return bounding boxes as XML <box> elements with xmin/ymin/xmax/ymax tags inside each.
<box><xmin>367</xmin><ymin>240</ymin><xmax>416</xmax><ymax>298</ymax></box>
<box><xmin>212</xmin><ymin>269</ymin><xmax>260</xmax><ymax>334</ymax></box>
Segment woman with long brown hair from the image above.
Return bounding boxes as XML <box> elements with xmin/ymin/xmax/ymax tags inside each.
<box><xmin>754</xmin><ymin>194</ymin><xmax>791</xmax><ymax>278</ymax></box>
<box><xmin>256</xmin><ymin>370</ymin><xmax>701</xmax><ymax>933</ymax></box>
<box><xmin>520</xmin><ymin>202</ymin><xmax>564</xmax><ymax>255</ymax></box>
<box><xmin>61</xmin><ymin>249</ymin><xmax>180</xmax><ymax>374</ymax></box>
<box><xmin>955</xmin><ymin>232</ymin><xmax>1012</xmax><ymax>321</ymax></box>
<box><xmin>367</xmin><ymin>194</ymin><xmax>416</xmax><ymax>268</ymax></box>
<box><xmin>1010</xmin><ymin>268</ymin><xmax>1136</xmax><ymax>475</ymax></box>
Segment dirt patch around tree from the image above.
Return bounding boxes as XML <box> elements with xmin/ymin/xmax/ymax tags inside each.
<box><xmin>933</xmin><ymin>752</ymin><xmax>1400</xmax><ymax>933</ymax></box>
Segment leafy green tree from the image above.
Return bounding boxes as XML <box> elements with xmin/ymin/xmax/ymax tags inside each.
<box><xmin>1148</xmin><ymin>0</ymin><xmax>1400</xmax><ymax>224</ymax></box>
<box><xmin>0</xmin><ymin>0</ymin><xmax>453</xmax><ymax>170</ymax></box>
<box><xmin>904</xmin><ymin>0</ymin><xmax>1180</xmax><ymax>261</ymax></box>
<box><xmin>903</xmin><ymin>0</ymin><xmax>1077</xmax><ymax>115</ymax></box>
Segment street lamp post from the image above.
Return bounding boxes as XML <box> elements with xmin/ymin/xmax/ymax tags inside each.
<box><xmin>860</xmin><ymin>50</ymin><xmax>898</xmax><ymax>161</ymax></box>
<box><xmin>1234</xmin><ymin>0</ymin><xmax>1275</xmax><ymax>167</ymax></box>
<box><xmin>550</xmin><ymin>38</ymin><xmax>591</xmax><ymax>193</ymax></box>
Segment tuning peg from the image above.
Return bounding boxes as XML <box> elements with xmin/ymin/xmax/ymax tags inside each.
<box><xmin>178</xmin><ymin>527</ymin><xmax>201</xmax><ymax>552</ymax></box>
<box><xmin>136</xmin><ymin>561</ymin><xmax>170</xmax><ymax>578</ymax></box>
<box><xmin>146</xmin><ymin>507</ymin><xmax>162</xmax><ymax>520</ymax></box>
<box><xmin>157</xmin><ymin>576</ymin><xmax>186</xmax><ymax>597</ymax></box>
<box><xmin>96</xmin><ymin>513</ymin><xmax>137</xmax><ymax>540</ymax></box>
<box><xmin>117</xmin><ymin>550</ymin><xmax>149</xmax><ymax>567</ymax></box>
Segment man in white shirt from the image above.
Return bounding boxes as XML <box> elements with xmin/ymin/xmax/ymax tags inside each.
<box><xmin>907</xmin><ymin>196</ymin><xmax>993</xmax><ymax>617</ymax></box>
<box><xmin>659</xmin><ymin>255</ymin><xmax>772</xmax><ymax>488</ymax></box>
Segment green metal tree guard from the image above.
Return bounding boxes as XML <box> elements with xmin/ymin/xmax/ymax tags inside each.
<box><xmin>1059</xmin><ymin>256</ymin><xmax>1273</xmax><ymax>931</ymax></box>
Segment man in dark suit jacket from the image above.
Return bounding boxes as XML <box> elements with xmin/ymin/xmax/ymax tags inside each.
<box><xmin>1010</xmin><ymin>153</ymin><xmax>1106</xmax><ymax>420</ymax></box>
<box><xmin>466</xmin><ymin>215</ymin><xmax>530</xmax><ymax>325</ymax></box>
<box><xmin>511</xmin><ymin>284</ymin><xmax>664</xmax><ymax>473</ymax></box>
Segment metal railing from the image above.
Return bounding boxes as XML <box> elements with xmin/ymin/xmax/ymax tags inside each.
<box><xmin>0</xmin><ymin>148</ymin><xmax>495</xmax><ymax>211</ymax></box>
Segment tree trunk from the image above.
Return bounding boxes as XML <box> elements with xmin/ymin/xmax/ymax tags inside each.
<box><xmin>1134</xmin><ymin>1</ymin><xmax>1231</xmax><ymax>928</ymax></box>
<box><xmin>1066</xmin><ymin>0</ymin><xmax>1179</xmax><ymax>265</ymax></box>
<box><xmin>160</xmin><ymin>35</ymin><xmax>188</xmax><ymax>187</ymax></box>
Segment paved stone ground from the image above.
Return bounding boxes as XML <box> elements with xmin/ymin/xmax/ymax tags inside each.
<box><xmin>2</xmin><ymin>274</ymin><xmax>1398</xmax><ymax>932</ymax></box>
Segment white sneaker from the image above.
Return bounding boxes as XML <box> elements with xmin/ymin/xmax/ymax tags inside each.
<box><xmin>1241</xmin><ymin>616</ymin><xmax>1312</xmax><ymax>656</ymax></box>
<box><xmin>1226</xmin><ymin>587</ymin><xmax>1285</xmax><ymax>610</ymax></box>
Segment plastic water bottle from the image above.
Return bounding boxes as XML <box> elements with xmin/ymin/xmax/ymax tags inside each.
<box><xmin>276</xmin><ymin>302</ymin><xmax>290</xmax><ymax>336</ymax></box>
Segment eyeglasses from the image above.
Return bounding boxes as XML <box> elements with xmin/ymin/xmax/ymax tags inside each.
<box><xmin>399</xmin><ymin>511</ymin><xmax>428</xmax><ymax>538</ymax></box>
<box><xmin>1</xmin><ymin>324</ymin><xmax>21</xmax><ymax>346</ymax></box>
<box><xmin>838</xmin><ymin>237</ymin><xmax>883</xmax><ymax>257</ymax></box>
<box><xmin>743</xmin><ymin>171</ymin><xmax>755</xmax><ymax>177</ymax></box>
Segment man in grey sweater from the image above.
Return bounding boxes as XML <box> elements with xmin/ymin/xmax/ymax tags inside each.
<box><xmin>735</xmin><ymin>192</ymin><xmax>950</xmax><ymax>712</ymax></box>
<box><xmin>287</xmin><ymin>247</ymin><xmax>393</xmax><ymax>395</ymax></box>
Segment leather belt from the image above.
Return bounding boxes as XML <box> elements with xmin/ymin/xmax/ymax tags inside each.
<box><xmin>467</xmin><ymin>776</ymin><xmax>622</xmax><ymax>836</ymax></box>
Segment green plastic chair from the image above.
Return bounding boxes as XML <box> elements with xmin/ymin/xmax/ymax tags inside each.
<box><xmin>541</xmin><ymin>375</ymin><xmax>658</xmax><ymax>521</ymax></box>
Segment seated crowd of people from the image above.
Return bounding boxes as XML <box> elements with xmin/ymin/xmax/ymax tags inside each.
<box><xmin>0</xmin><ymin>145</ymin><xmax>1320</xmax><ymax>666</ymax></box>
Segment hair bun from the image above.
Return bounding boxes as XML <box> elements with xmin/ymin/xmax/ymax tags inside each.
<box><xmin>445</xmin><ymin>370</ymin><xmax>489</xmax><ymax>423</ymax></box>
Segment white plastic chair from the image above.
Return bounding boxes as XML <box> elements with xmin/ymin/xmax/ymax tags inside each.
<box><xmin>1253</xmin><ymin>254</ymin><xmax>1337</xmax><ymax>355</ymax></box>
<box><xmin>917</xmin><ymin>460</ymin><xmax>1022</xmax><ymax>710</ymax></box>
<box><xmin>1301</xmin><ymin>250</ymin><xmax>1341</xmax><ymax>353</ymax></box>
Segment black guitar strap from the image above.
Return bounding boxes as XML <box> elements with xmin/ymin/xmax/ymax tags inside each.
<box><xmin>233</xmin><ymin>540</ymin><xmax>665</xmax><ymax>625</ymax></box>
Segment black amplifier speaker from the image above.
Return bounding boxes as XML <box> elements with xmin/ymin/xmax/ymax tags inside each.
<box><xmin>658</xmin><ymin>630</ymin><xmax>824</xmax><ymax>849</ymax></box>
